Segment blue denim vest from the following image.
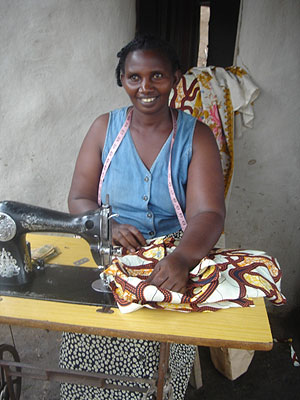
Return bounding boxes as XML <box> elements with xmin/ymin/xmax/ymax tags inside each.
<box><xmin>100</xmin><ymin>107</ymin><xmax>196</xmax><ymax>239</ymax></box>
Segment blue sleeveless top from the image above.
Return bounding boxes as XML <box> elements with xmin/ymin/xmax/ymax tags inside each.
<box><xmin>100</xmin><ymin>107</ymin><xmax>197</xmax><ymax>239</ymax></box>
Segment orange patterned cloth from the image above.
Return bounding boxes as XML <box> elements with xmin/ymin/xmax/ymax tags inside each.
<box><xmin>170</xmin><ymin>66</ymin><xmax>260</xmax><ymax>197</ymax></box>
<box><xmin>104</xmin><ymin>236</ymin><xmax>286</xmax><ymax>314</ymax></box>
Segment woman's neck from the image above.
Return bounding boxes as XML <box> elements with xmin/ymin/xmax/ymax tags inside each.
<box><xmin>130</xmin><ymin>106</ymin><xmax>172</xmax><ymax>132</ymax></box>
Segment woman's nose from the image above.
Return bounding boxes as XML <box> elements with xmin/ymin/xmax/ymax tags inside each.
<box><xmin>140</xmin><ymin>77</ymin><xmax>153</xmax><ymax>92</ymax></box>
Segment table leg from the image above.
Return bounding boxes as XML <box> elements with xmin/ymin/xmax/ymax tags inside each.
<box><xmin>156</xmin><ymin>342</ymin><xmax>170</xmax><ymax>400</ymax></box>
<box><xmin>0</xmin><ymin>344</ymin><xmax>21</xmax><ymax>400</ymax></box>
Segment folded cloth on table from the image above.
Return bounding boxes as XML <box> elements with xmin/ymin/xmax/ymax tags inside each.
<box><xmin>104</xmin><ymin>235</ymin><xmax>286</xmax><ymax>314</ymax></box>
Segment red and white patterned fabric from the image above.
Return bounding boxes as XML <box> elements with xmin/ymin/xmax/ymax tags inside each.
<box><xmin>104</xmin><ymin>235</ymin><xmax>286</xmax><ymax>314</ymax></box>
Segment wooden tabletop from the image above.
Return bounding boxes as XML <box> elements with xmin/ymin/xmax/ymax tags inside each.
<box><xmin>0</xmin><ymin>234</ymin><xmax>273</xmax><ymax>350</ymax></box>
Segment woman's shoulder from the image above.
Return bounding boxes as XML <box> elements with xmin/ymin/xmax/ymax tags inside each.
<box><xmin>176</xmin><ymin>109</ymin><xmax>199</xmax><ymax>133</ymax></box>
<box><xmin>176</xmin><ymin>110</ymin><xmax>212</xmax><ymax>134</ymax></box>
<box><xmin>176</xmin><ymin>108</ymin><xmax>196</xmax><ymax>121</ymax></box>
<box><xmin>174</xmin><ymin>110</ymin><xmax>206</xmax><ymax>144</ymax></box>
<box><xmin>92</xmin><ymin>106</ymin><xmax>128</xmax><ymax>126</ymax></box>
<box><xmin>176</xmin><ymin>109</ymin><xmax>208</xmax><ymax>131</ymax></box>
<box><xmin>174</xmin><ymin>109</ymin><xmax>215</xmax><ymax>152</ymax></box>
<box><xmin>89</xmin><ymin>107</ymin><xmax>128</xmax><ymax>140</ymax></box>
<box><xmin>91</xmin><ymin>112</ymin><xmax>109</xmax><ymax>131</ymax></box>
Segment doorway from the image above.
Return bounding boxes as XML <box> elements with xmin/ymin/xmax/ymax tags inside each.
<box><xmin>135</xmin><ymin>0</ymin><xmax>241</xmax><ymax>72</ymax></box>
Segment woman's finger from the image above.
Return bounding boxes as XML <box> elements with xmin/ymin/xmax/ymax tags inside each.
<box><xmin>146</xmin><ymin>265</ymin><xmax>168</xmax><ymax>287</ymax></box>
<box><xmin>148</xmin><ymin>274</ymin><xmax>169</xmax><ymax>288</ymax></box>
<box><xmin>126</xmin><ymin>226</ymin><xmax>147</xmax><ymax>247</ymax></box>
<box><xmin>165</xmin><ymin>281</ymin><xmax>187</xmax><ymax>294</ymax></box>
<box><xmin>113</xmin><ymin>224</ymin><xmax>146</xmax><ymax>252</ymax></box>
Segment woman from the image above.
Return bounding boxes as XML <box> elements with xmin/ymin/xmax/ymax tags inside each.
<box><xmin>61</xmin><ymin>34</ymin><xmax>225</xmax><ymax>399</ymax></box>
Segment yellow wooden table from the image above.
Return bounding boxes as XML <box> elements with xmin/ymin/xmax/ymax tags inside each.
<box><xmin>0</xmin><ymin>234</ymin><xmax>273</xmax><ymax>399</ymax></box>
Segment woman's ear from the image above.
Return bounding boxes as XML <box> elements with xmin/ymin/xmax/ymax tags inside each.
<box><xmin>173</xmin><ymin>70</ymin><xmax>182</xmax><ymax>88</ymax></box>
<box><xmin>120</xmin><ymin>73</ymin><xmax>125</xmax><ymax>87</ymax></box>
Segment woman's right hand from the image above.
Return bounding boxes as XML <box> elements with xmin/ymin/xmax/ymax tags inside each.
<box><xmin>112</xmin><ymin>220</ymin><xmax>146</xmax><ymax>253</ymax></box>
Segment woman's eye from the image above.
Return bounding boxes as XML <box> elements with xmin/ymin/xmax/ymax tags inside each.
<box><xmin>153</xmin><ymin>73</ymin><xmax>163</xmax><ymax>79</ymax></box>
<box><xmin>130</xmin><ymin>75</ymin><xmax>139</xmax><ymax>82</ymax></box>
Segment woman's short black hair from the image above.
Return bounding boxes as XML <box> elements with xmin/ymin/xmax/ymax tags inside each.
<box><xmin>115</xmin><ymin>33</ymin><xmax>181</xmax><ymax>87</ymax></box>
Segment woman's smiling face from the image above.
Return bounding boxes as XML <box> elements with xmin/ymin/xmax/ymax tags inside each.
<box><xmin>121</xmin><ymin>49</ymin><xmax>180</xmax><ymax>114</ymax></box>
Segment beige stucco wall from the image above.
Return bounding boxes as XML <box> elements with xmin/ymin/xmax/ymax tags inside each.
<box><xmin>225</xmin><ymin>0</ymin><xmax>300</xmax><ymax>311</ymax></box>
<box><xmin>0</xmin><ymin>0</ymin><xmax>135</xmax><ymax>210</ymax></box>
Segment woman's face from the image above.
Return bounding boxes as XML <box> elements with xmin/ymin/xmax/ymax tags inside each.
<box><xmin>121</xmin><ymin>49</ymin><xmax>180</xmax><ymax>114</ymax></box>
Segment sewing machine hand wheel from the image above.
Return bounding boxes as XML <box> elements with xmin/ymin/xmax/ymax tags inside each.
<box><xmin>0</xmin><ymin>344</ymin><xmax>22</xmax><ymax>400</ymax></box>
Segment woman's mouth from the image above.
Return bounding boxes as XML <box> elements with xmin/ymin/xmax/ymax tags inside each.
<box><xmin>139</xmin><ymin>97</ymin><xmax>157</xmax><ymax>104</ymax></box>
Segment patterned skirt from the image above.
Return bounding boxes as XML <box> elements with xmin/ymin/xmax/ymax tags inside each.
<box><xmin>59</xmin><ymin>333</ymin><xmax>196</xmax><ymax>399</ymax></box>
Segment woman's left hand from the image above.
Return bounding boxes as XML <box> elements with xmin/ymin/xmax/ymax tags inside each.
<box><xmin>145</xmin><ymin>253</ymin><xmax>191</xmax><ymax>294</ymax></box>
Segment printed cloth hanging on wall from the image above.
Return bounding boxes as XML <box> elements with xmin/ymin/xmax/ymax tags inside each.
<box><xmin>169</xmin><ymin>66</ymin><xmax>260</xmax><ymax>198</ymax></box>
<box><xmin>104</xmin><ymin>235</ymin><xmax>286</xmax><ymax>314</ymax></box>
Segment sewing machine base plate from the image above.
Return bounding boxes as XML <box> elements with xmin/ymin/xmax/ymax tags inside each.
<box><xmin>0</xmin><ymin>264</ymin><xmax>116</xmax><ymax>307</ymax></box>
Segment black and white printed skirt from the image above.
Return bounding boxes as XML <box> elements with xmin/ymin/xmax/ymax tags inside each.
<box><xmin>59</xmin><ymin>333</ymin><xmax>196</xmax><ymax>399</ymax></box>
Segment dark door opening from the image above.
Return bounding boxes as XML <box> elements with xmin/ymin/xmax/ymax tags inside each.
<box><xmin>135</xmin><ymin>0</ymin><xmax>241</xmax><ymax>72</ymax></box>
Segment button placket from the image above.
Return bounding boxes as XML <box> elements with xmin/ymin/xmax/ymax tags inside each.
<box><xmin>143</xmin><ymin>173</ymin><xmax>154</xmax><ymax>237</ymax></box>
<box><xmin>144</xmin><ymin>175</ymin><xmax>150</xmax><ymax>203</ymax></box>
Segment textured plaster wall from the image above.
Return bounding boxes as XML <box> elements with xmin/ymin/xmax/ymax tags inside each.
<box><xmin>225</xmin><ymin>0</ymin><xmax>300</xmax><ymax>310</ymax></box>
<box><xmin>0</xmin><ymin>0</ymin><xmax>135</xmax><ymax>211</ymax></box>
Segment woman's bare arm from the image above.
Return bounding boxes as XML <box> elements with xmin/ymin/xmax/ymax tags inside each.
<box><xmin>68</xmin><ymin>114</ymin><xmax>109</xmax><ymax>214</ymax></box>
<box><xmin>173</xmin><ymin>120</ymin><xmax>226</xmax><ymax>263</ymax></box>
<box><xmin>68</xmin><ymin>113</ymin><xmax>146</xmax><ymax>249</ymax></box>
<box><xmin>146</xmin><ymin>121</ymin><xmax>226</xmax><ymax>292</ymax></box>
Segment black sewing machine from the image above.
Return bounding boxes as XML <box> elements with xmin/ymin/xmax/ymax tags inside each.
<box><xmin>0</xmin><ymin>198</ymin><xmax>121</xmax><ymax>306</ymax></box>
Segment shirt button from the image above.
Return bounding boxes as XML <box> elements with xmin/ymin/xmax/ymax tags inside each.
<box><xmin>147</xmin><ymin>212</ymin><xmax>152</xmax><ymax>218</ymax></box>
<box><xmin>149</xmin><ymin>231</ymin><xmax>154</xmax><ymax>236</ymax></box>
<box><xmin>144</xmin><ymin>176</ymin><xmax>149</xmax><ymax>182</ymax></box>
<box><xmin>143</xmin><ymin>195</ymin><xmax>148</xmax><ymax>201</ymax></box>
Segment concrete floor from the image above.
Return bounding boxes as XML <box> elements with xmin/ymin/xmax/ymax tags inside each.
<box><xmin>1</xmin><ymin>309</ymin><xmax>299</xmax><ymax>400</ymax></box>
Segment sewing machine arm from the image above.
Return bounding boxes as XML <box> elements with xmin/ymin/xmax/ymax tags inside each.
<box><xmin>0</xmin><ymin>200</ymin><xmax>120</xmax><ymax>286</ymax></box>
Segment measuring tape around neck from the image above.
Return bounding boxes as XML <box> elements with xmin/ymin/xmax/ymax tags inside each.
<box><xmin>98</xmin><ymin>107</ymin><xmax>187</xmax><ymax>232</ymax></box>
<box><xmin>168</xmin><ymin>110</ymin><xmax>187</xmax><ymax>231</ymax></box>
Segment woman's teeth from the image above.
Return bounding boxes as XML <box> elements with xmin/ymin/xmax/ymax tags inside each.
<box><xmin>141</xmin><ymin>98</ymin><xmax>155</xmax><ymax>103</ymax></box>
